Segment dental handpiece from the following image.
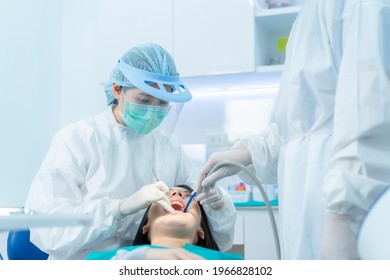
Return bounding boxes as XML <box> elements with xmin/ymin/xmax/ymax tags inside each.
<box><xmin>183</xmin><ymin>191</ymin><xmax>197</xmax><ymax>213</ymax></box>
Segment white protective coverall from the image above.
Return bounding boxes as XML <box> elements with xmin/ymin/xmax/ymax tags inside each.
<box><xmin>25</xmin><ymin>107</ymin><xmax>236</xmax><ymax>259</ymax></box>
<box><xmin>235</xmin><ymin>0</ymin><xmax>390</xmax><ymax>259</ymax></box>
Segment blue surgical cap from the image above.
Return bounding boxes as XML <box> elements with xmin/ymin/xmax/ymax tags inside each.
<box><xmin>104</xmin><ymin>43</ymin><xmax>177</xmax><ymax>105</ymax></box>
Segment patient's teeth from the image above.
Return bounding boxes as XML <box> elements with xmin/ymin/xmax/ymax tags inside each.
<box><xmin>170</xmin><ymin>201</ymin><xmax>184</xmax><ymax>211</ymax></box>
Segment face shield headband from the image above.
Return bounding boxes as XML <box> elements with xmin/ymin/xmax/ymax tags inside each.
<box><xmin>118</xmin><ymin>59</ymin><xmax>192</xmax><ymax>103</ymax></box>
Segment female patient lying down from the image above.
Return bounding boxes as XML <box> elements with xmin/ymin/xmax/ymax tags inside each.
<box><xmin>87</xmin><ymin>184</ymin><xmax>243</xmax><ymax>260</ymax></box>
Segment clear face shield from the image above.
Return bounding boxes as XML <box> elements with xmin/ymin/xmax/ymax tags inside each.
<box><xmin>117</xmin><ymin>59</ymin><xmax>192</xmax><ymax>140</ymax></box>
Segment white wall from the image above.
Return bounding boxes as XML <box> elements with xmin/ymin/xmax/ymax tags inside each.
<box><xmin>59</xmin><ymin>0</ymin><xmax>106</xmax><ymax>127</ymax></box>
<box><xmin>0</xmin><ymin>0</ymin><xmax>118</xmax><ymax>207</ymax></box>
<box><xmin>0</xmin><ymin>0</ymin><xmax>63</xmax><ymax>206</ymax></box>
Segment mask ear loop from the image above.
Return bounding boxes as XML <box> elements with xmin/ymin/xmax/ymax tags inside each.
<box><xmin>116</xmin><ymin>89</ymin><xmax>128</xmax><ymax>117</ymax></box>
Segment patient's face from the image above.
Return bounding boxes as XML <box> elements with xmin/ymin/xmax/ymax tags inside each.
<box><xmin>143</xmin><ymin>186</ymin><xmax>204</xmax><ymax>242</ymax></box>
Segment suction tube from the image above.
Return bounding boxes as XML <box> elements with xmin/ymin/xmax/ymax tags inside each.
<box><xmin>183</xmin><ymin>191</ymin><xmax>197</xmax><ymax>213</ymax></box>
<box><xmin>207</xmin><ymin>160</ymin><xmax>281</xmax><ymax>260</ymax></box>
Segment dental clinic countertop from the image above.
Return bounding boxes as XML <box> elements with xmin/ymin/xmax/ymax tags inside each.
<box><xmin>234</xmin><ymin>199</ymin><xmax>278</xmax><ymax>208</ymax></box>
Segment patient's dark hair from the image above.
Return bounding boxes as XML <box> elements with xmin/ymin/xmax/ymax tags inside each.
<box><xmin>133</xmin><ymin>184</ymin><xmax>220</xmax><ymax>251</ymax></box>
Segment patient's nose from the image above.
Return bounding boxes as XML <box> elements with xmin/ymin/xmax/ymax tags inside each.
<box><xmin>170</xmin><ymin>191</ymin><xmax>184</xmax><ymax>198</ymax></box>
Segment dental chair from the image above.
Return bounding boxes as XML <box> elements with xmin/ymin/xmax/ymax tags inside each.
<box><xmin>357</xmin><ymin>187</ymin><xmax>390</xmax><ymax>259</ymax></box>
<box><xmin>7</xmin><ymin>230</ymin><xmax>49</xmax><ymax>260</ymax></box>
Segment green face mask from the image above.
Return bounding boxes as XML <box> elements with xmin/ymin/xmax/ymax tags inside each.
<box><xmin>120</xmin><ymin>101</ymin><xmax>170</xmax><ymax>135</ymax></box>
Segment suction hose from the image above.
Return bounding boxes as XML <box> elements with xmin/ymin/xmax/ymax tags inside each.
<box><xmin>207</xmin><ymin>160</ymin><xmax>281</xmax><ymax>260</ymax></box>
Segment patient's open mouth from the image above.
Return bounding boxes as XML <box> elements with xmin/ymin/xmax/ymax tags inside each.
<box><xmin>170</xmin><ymin>200</ymin><xmax>184</xmax><ymax>211</ymax></box>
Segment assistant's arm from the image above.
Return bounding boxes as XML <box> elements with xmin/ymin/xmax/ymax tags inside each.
<box><xmin>322</xmin><ymin>1</ymin><xmax>390</xmax><ymax>259</ymax></box>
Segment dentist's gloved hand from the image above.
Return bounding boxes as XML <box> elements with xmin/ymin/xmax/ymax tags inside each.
<box><xmin>197</xmin><ymin>148</ymin><xmax>252</xmax><ymax>189</ymax></box>
<box><xmin>196</xmin><ymin>186</ymin><xmax>224</xmax><ymax>210</ymax></box>
<box><xmin>114</xmin><ymin>181</ymin><xmax>174</xmax><ymax>219</ymax></box>
<box><xmin>321</xmin><ymin>213</ymin><xmax>359</xmax><ymax>259</ymax></box>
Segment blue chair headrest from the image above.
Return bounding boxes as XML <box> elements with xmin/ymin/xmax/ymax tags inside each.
<box><xmin>7</xmin><ymin>230</ymin><xmax>49</xmax><ymax>260</ymax></box>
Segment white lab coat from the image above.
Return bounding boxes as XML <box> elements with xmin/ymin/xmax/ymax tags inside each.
<box><xmin>25</xmin><ymin>106</ymin><xmax>236</xmax><ymax>259</ymax></box>
<box><xmin>236</xmin><ymin>0</ymin><xmax>390</xmax><ymax>259</ymax></box>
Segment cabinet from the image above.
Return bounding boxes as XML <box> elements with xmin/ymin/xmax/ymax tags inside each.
<box><xmin>94</xmin><ymin>1</ymin><xmax>303</xmax><ymax>80</ymax></box>
<box><xmin>173</xmin><ymin>1</ymin><xmax>303</xmax><ymax>77</ymax></box>
<box><xmin>254</xmin><ymin>4</ymin><xmax>302</xmax><ymax>73</ymax></box>
<box><xmin>93</xmin><ymin>1</ymin><xmax>302</xmax><ymax>80</ymax></box>
<box><xmin>173</xmin><ymin>0</ymin><xmax>255</xmax><ymax>77</ymax></box>
<box><xmin>232</xmin><ymin>206</ymin><xmax>279</xmax><ymax>260</ymax></box>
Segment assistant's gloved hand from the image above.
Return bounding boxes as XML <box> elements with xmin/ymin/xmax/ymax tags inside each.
<box><xmin>114</xmin><ymin>181</ymin><xmax>174</xmax><ymax>220</ymax></box>
<box><xmin>321</xmin><ymin>213</ymin><xmax>359</xmax><ymax>259</ymax></box>
<box><xmin>197</xmin><ymin>148</ymin><xmax>252</xmax><ymax>190</ymax></box>
<box><xmin>196</xmin><ymin>186</ymin><xmax>224</xmax><ymax>210</ymax></box>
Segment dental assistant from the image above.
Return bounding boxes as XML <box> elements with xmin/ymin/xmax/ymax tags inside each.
<box><xmin>25</xmin><ymin>43</ymin><xmax>236</xmax><ymax>259</ymax></box>
<box><xmin>198</xmin><ymin>0</ymin><xmax>390</xmax><ymax>259</ymax></box>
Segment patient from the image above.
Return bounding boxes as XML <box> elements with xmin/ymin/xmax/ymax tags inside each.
<box><xmin>87</xmin><ymin>185</ymin><xmax>243</xmax><ymax>260</ymax></box>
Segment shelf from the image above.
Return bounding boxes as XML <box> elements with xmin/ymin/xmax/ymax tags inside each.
<box><xmin>255</xmin><ymin>5</ymin><xmax>301</xmax><ymax>17</ymax></box>
<box><xmin>255</xmin><ymin>6</ymin><xmax>300</xmax><ymax>34</ymax></box>
<box><xmin>256</xmin><ymin>64</ymin><xmax>284</xmax><ymax>73</ymax></box>
<box><xmin>254</xmin><ymin>5</ymin><xmax>301</xmax><ymax>72</ymax></box>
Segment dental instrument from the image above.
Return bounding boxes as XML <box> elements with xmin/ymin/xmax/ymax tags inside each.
<box><xmin>148</xmin><ymin>157</ymin><xmax>160</xmax><ymax>181</ymax></box>
<box><xmin>183</xmin><ymin>191</ymin><xmax>197</xmax><ymax>213</ymax></box>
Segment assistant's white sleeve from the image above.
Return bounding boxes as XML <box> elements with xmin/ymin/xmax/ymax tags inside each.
<box><xmin>202</xmin><ymin>187</ymin><xmax>236</xmax><ymax>252</ymax></box>
<box><xmin>323</xmin><ymin>2</ymin><xmax>390</xmax><ymax>223</ymax></box>
<box><xmin>25</xmin><ymin>135</ymin><xmax>141</xmax><ymax>259</ymax></box>
<box><xmin>233</xmin><ymin>123</ymin><xmax>282</xmax><ymax>185</ymax></box>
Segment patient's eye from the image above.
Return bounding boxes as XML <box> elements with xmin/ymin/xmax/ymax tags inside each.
<box><xmin>166</xmin><ymin>189</ymin><xmax>192</xmax><ymax>198</ymax></box>
<box><xmin>183</xmin><ymin>191</ymin><xmax>192</xmax><ymax>198</ymax></box>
